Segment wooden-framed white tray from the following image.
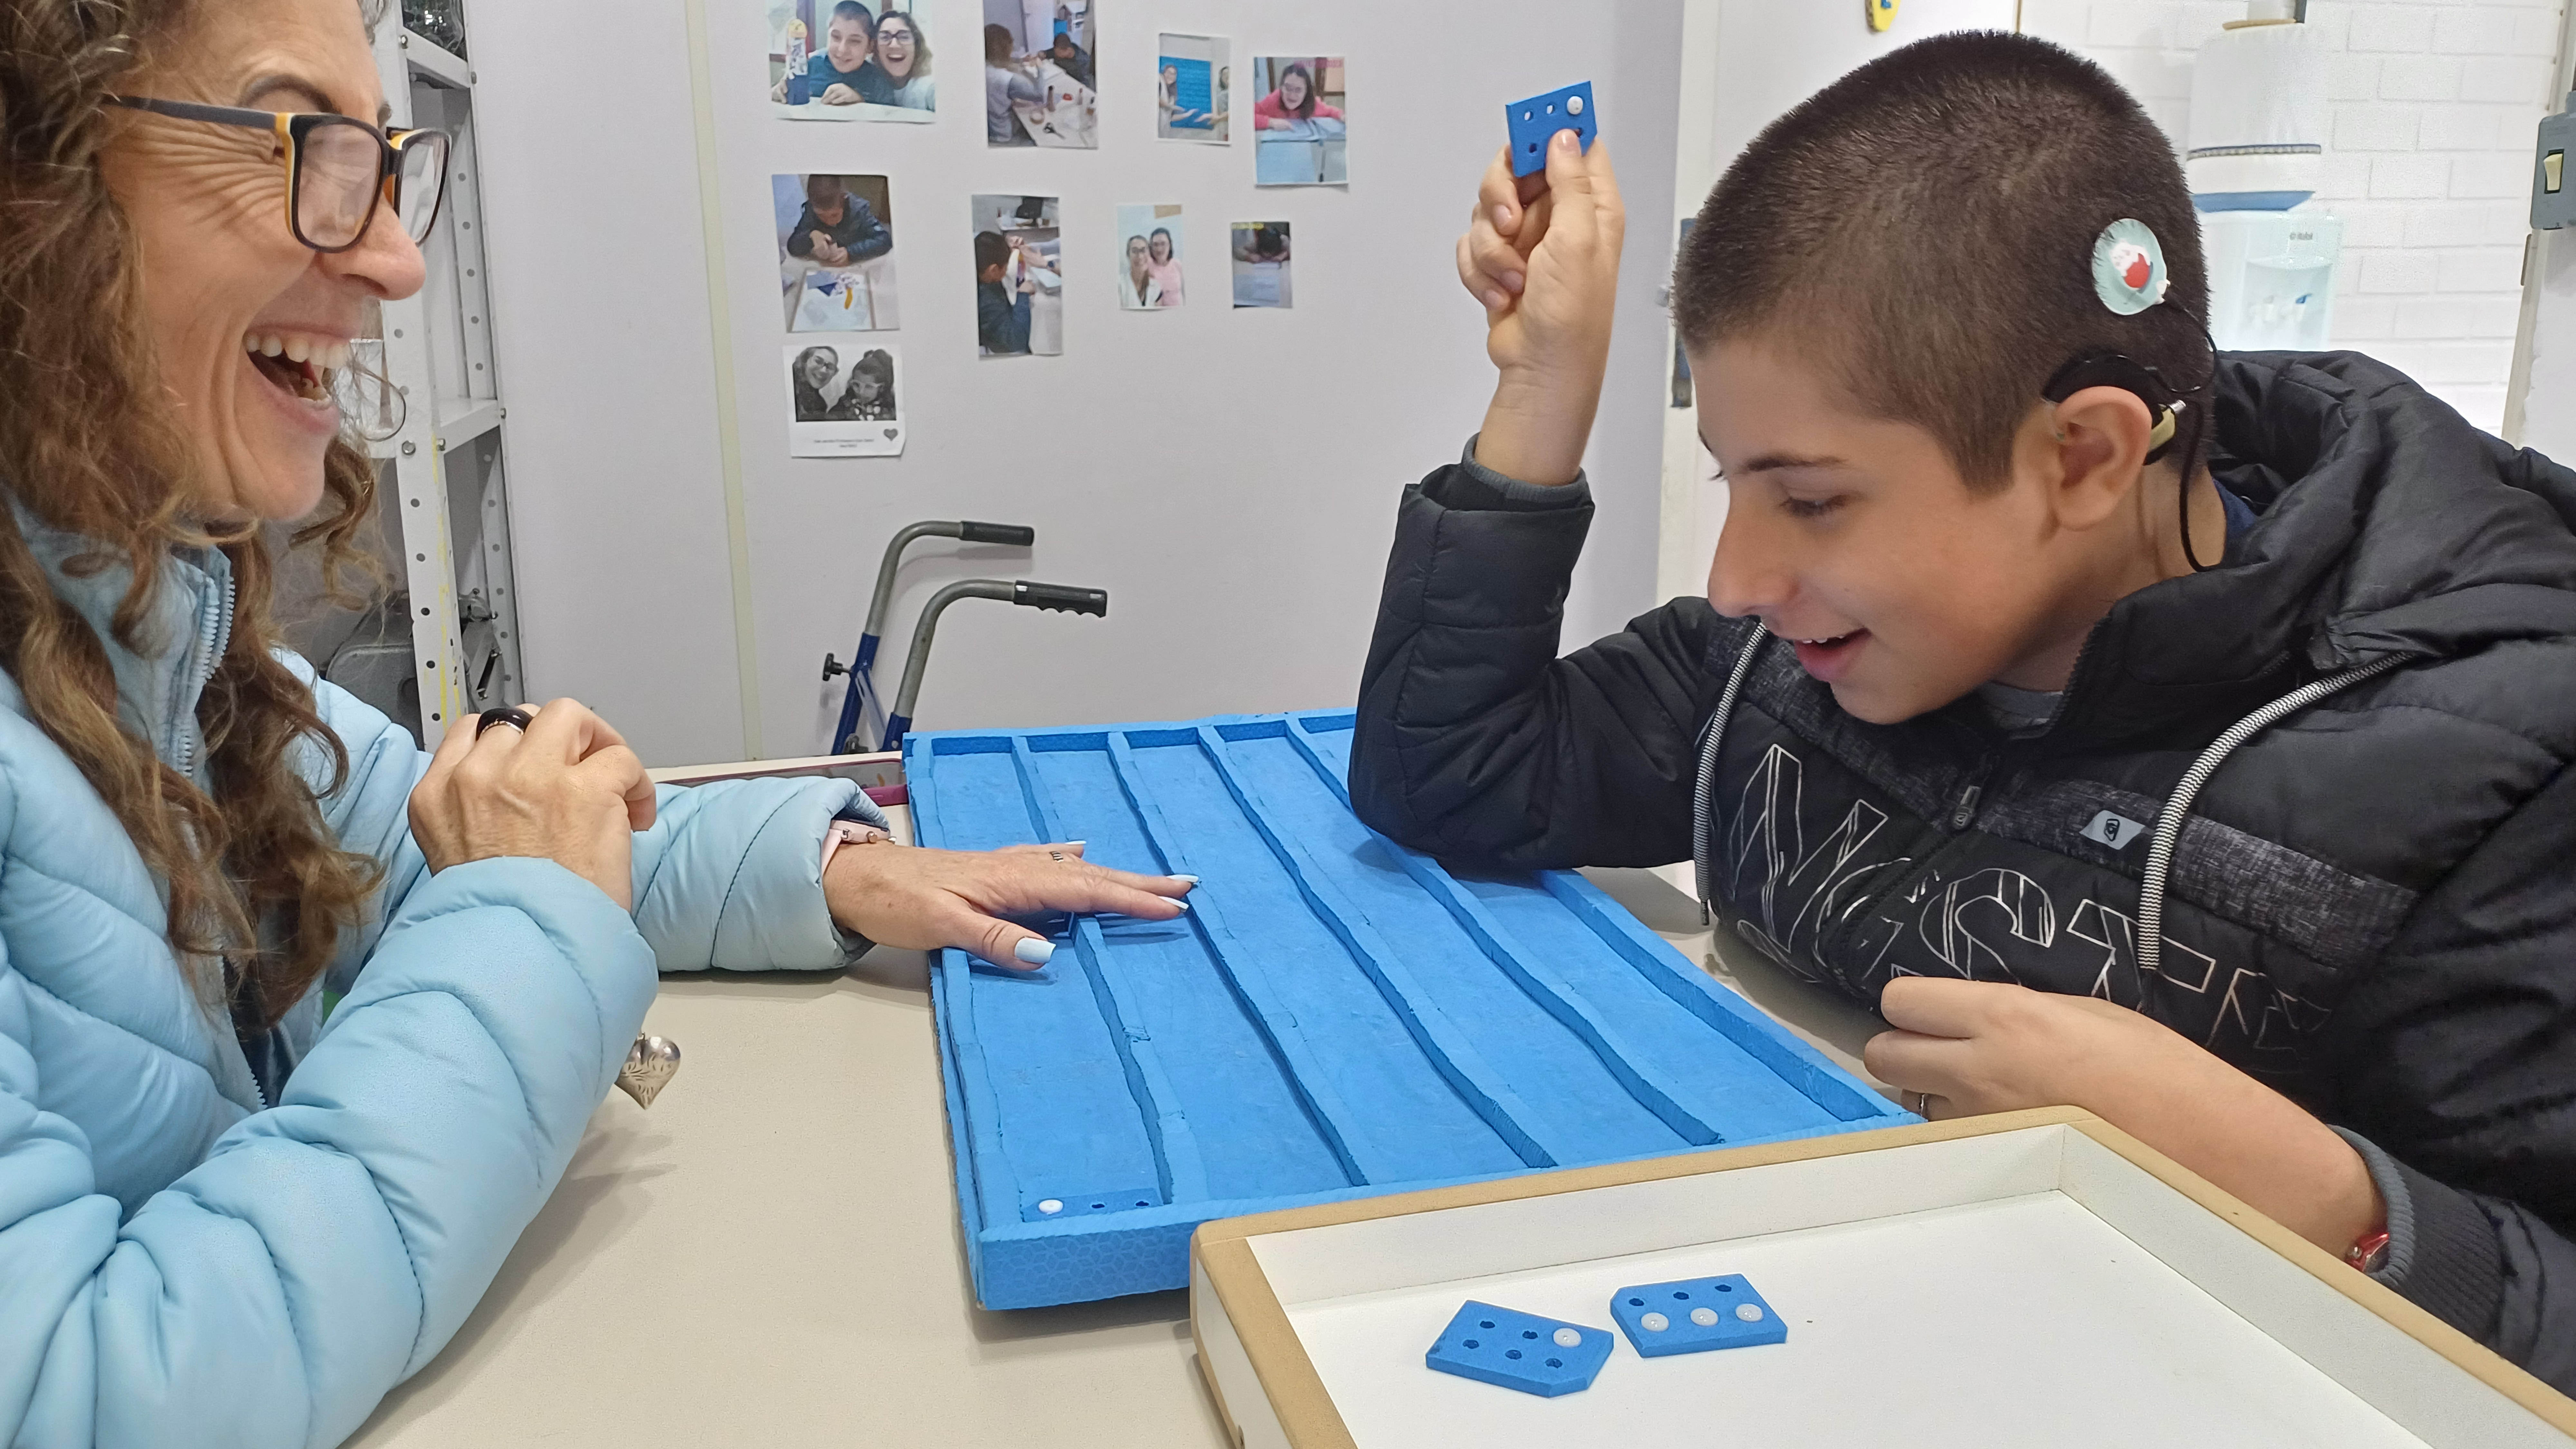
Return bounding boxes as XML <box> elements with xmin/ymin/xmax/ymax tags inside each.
<box><xmin>1190</xmin><ymin>1108</ymin><xmax>2576</xmax><ymax>1448</ymax></box>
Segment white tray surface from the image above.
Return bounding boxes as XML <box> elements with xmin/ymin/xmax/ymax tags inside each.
<box><xmin>1282</xmin><ymin>1189</ymin><xmax>2421</xmax><ymax>1448</ymax></box>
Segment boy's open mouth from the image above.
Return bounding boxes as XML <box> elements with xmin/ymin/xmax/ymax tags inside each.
<box><xmin>1788</xmin><ymin>630</ymin><xmax>1870</xmax><ymax>682</ymax></box>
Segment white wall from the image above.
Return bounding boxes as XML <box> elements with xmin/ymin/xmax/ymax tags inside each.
<box><xmin>2023</xmin><ymin>0</ymin><xmax>2572</xmax><ymax>435</ymax></box>
<box><xmin>468</xmin><ymin>0</ymin><xmax>1685</xmax><ymax>765</ymax></box>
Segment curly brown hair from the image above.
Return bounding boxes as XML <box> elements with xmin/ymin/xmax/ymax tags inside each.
<box><xmin>0</xmin><ymin>0</ymin><xmax>387</xmax><ymax>1028</ymax></box>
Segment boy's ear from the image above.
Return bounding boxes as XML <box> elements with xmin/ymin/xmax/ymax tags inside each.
<box><xmin>2026</xmin><ymin>384</ymin><xmax>2160</xmax><ymax>532</ymax></box>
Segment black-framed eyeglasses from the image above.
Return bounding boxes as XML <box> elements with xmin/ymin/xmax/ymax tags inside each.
<box><xmin>106</xmin><ymin>95</ymin><xmax>451</xmax><ymax>253</ymax></box>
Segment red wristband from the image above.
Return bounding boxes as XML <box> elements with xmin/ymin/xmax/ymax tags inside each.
<box><xmin>2346</xmin><ymin>1228</ymin><xmax>2391</xmax><ymax>1273</ymax></box>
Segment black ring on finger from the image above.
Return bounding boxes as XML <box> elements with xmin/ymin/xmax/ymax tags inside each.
<box><xmin>477</xmin><ymin>706</ymin><xmax>536</xmax><ymax>738</ymax></box>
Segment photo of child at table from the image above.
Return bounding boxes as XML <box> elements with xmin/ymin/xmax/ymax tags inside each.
<box><xmin>774</xmin><ymin>173</ymin><xmax>898</xmax><ymax>332</ymax></box>
<box><xmin>1230</xmin><ymin>222</ymin><xmax>1292</xmax><ymax>308</ymax></box>
<box><xmin>1254</xmin><ymin>55</ymin><xmax>1347</xmax><ymax>185</ymax></box>
<box><xmin>785</xmin><ymin>174</ymin><xmax>889</xmax><ymax>266</ymax></box>
<box><xmin>972</xmin><ymin>194</ymin><xmax>1062</xmax><ymax>356</ymax></box>
<box><xmin>982</xmin><ymin>23</ymin><xmax>1044</xmax><ymax>144</ymax></box>
<box><xmin>1254</xmin><ymin>59</ymin><xmax>1341</xmax><ymax>128</ymax></box>
<box><xmin>1047</xmin><ymin>29</ymin><xmax>1092</xmax><ymax>90</ymax></box>
<box><xmin>767</xmin><ymin>0</ymin><xmax>934</xmax><ymax>120</ymax></box>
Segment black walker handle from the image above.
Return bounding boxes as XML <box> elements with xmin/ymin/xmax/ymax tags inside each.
<box><xmin>961</xmin><ymin>521</ymin><xmax>1038</xmax><ymax>547</ymax></box>
<box><xmin>1014</xmin><ymin>582</ymin><xmax>1109</xmax><ymax>618</ymax></box>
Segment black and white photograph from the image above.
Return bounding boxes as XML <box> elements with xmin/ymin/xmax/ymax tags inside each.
<box><xmin>982</xmin><ymin>0</ymin><xmax>1095</xmax><ymax>148</ymax></box>
<box><xmin>786</xmin><ymin>342</ymin><xmax>905</xmax><ymax>456</ymax></box>
<box><xmin>970</xmin><ymin>194</ymin><xmax>1063</xmax><ymax>356</ymax></box>
<box><xmin>775</xmin><ymin>174</ymin><xmax>898</xmax><ymax>332</ymax></box>
<box><xmin>768</xmin><ymin>0</ymin><xmax>935</xmax><ymax>123</ymax></box>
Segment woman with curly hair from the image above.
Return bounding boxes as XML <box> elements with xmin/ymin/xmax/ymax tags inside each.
<box><xmin>0</xmin><ymin>1</ymin><xmax>1188</xmax><ymax>1443</ymax></box>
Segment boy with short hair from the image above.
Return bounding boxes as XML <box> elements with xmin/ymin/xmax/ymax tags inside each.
<box><xmin>1354</xmin><ymin>33</ymin><xmax>2575</xmax><ymax>1388</ymax></box>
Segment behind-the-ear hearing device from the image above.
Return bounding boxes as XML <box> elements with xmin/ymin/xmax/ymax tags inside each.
<box><xmin>2040</xmin><ymin>352</ymin><xmax>2184</xmax><ymax>465</ymax></box>
<box><xmin>2041</xmin><ymin>349</ymin><xmax>2215</xmax><ymax>572</ymax></box>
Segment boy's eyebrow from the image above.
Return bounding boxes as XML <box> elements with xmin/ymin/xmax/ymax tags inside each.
<box><xmin>1697</xmin><ymin>434</ymin><xmax>1852</xmax><ymax>476</ymax></box>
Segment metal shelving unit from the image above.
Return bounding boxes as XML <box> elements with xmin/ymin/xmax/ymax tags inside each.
<box><xmin>319</xmin><ymin>14</ymin><xmax>525</xmax><ymax>748</ymax></box>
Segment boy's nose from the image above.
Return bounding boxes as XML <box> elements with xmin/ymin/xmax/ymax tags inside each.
<box><xmin>1706</xmin><ymin>511</ymin><xmax>1792</xmax><ymax>620</ymax></box>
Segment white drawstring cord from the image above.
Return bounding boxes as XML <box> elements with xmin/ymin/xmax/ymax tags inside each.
<box><xmin>1694</xmin><ymin>632</ymin><xmax>1769</xmax><ymax>925</ymax></box>
<box><xmin>2136</xmin><ymin>656</ymin><xmax>2406</xmax><ymax>984</ymax></box>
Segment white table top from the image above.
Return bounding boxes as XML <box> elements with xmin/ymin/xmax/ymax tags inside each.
<box><xmin>346</xmin><ymin>815</ymin><xmax>1889</xmax><ymax>1446</ymax></box>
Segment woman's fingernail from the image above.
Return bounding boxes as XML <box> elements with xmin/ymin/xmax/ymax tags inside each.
<box><xmin>1492</xmin><ymin>204</ymin><xmax>1513</xmax><ymax>229</ymax></box>
<box><xmin>1173</xmin><ymin>875</ymin><xmax>1201</xmax><ymax>885</ymax></box>
<box><xmin>1014</xmin><ymin>939</ymin><xmax>1056</xmax><ymax>966</ymax></box>
<box><xmin>1067</xmin><ymin>841</ymin><xmax>1087</xmax><ymax>849</ymax></box>
<box><xmin>1501</xmin><ymin>271</ymin><xmax>1525</xmax><ymax>294</ymax></box>
<box><xmin>1168</xmin><ymin>899</ymin><xmax>1192</xmax><ymax>913</ymax></box>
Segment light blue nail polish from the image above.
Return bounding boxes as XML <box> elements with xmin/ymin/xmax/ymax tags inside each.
<box><xmin>1014</xmin><ymin>939</ymin><xmax>1056</xmax><ymax>966</ymax></box>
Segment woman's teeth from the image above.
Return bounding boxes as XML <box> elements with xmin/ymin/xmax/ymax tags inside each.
<box><xmin>242</xmin><ymin>334</ymin><xmax>354</xmax><ymax>370</ymax></box>
<box><xmin>241</xmin><ymin>333</ymin><xmax>354</xmax><ymax>402</ymax></box>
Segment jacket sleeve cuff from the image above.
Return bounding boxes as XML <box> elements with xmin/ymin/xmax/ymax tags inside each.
<box><xmin>2333</xmin><ymin>1127</ymin><xmax>2506</xmax><ymax>1341</ymax></box>
<box><xmin>1424</xmin><ymin>434</ymin><xmax>1594</xmax><ymax>511</ymax></box>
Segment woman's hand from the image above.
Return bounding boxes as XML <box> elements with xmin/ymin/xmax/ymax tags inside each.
<box><xmin>408</xmin><ymin>701</ymin><xmax>657</xmax><ymax>911</ymax></box>
<box><xmin>1865</xmin><ymin>977</ymin><xmax>2384</xmax><ymax>1254</ymax></box>
<box><xmin>824</xmin><ymin>840</ymin><xmax>1194</xmax><ymax>971</ymax></box>
<box><xmin>1457</xmin><ymin>128</ymin><xmax>1625</xmax><ymax>485</ymax></box>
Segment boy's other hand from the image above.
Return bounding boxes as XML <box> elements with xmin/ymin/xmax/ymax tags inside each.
<box><xmin>1865</xmin><ymin>977</ymin><xmax>2384</xmax><ymax>1256</ymax></box>
<box><xmin>1459</xmin><ymin>129</ymin><xmax>1625</xmax><ymax>485</ymax></box>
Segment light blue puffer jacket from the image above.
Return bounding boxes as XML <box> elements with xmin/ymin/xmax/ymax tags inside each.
<box><xmin>0</xmin><ymin>512</ymin><xmax>883</xmax><ymax>1448</ymax></box>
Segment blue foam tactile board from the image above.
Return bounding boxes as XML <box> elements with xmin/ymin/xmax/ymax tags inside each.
<box><xmin>1506</xmin><ymin>82</ymin><xmax>1596</xmax><ymax>176</ymax></box>
<box><xmin>1610</xmin><ymin>1274</ymin><xmax>1787</xmax><ymax>1357</ymax></box>
<box><xmin>907</xmin><ymin>709</ymin><xmax>1915</xmax><ymax>1309</ymax></box>
<box><xmin>1426</xmin><ymin>1301</ymin><xmax>1614</xmax><ymax>1397</ymax></box>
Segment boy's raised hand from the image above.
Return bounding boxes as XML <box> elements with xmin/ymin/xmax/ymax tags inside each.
<box><xmin>1457</xmin><ymin>128</ymin><xmax>1625</xmax><ymax>485</ymax></box>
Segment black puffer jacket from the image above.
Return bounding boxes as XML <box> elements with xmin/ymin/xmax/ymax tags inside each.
<box><xmin>1353</xmin><ymin>353</ymin><xmax>2576</xmax><ymax>1392</ymax></box>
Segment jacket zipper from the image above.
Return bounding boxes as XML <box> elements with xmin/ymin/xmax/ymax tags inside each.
<box><xmin>1948</xmin><ymin>751</ymin><xmax>1999</xmax><ymax>831</ymax></box>
<box><xmin>174</xmin><ymin>569</ymin><xmax>236</xmax><ymax>782</ymax></box>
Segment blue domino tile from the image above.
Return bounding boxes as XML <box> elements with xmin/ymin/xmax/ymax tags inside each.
<box><xmin>912</xmin><ymin>710</ymin><xmax>1915</xmax><ymax>1310</ymax></box>
<box><xmin>1506</xmin><ymin>81</ymin><xmax>1597</xmax><ymax>176</ymax></box>
<box><xmin>1609</xmin><ymin>1274</ymin><xmax>1787</xmax><ymax>1357</ymax></box>
<box><xmin>1426</xmin><ymin>1301</ymin><xmax>1613</xmax><ymax>1397</ymax></box>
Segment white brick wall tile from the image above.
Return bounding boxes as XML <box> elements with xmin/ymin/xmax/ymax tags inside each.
<box><xmin>2328</xmin><ymin>52</ymin><xmax>2386</xmax><ymax>99</ymax></box>
<box><xmin>2437</xmin><ymin>244</ymin><xmax>2527</xmax><ymax>289</ymax></box>
<box><xmin>2361</xmin><ymin>248</ymin><xmax>2447</xmax><ymax>290</ymax></box>
<box><xmin>2462</xmin><ymin>293</ymin><xmax>2527</xmax><ymax>334</ymax></box>
<box><xmin>2510</xmin><ymin>10</ymin><xmax>2569</xmax><ymax>55</ymax></box>
<box><xmin>2348</xmin><ymin>6</ymin><xmax>2441</xmax><ymax>52</ymax></box>
<box><xmin>2380</xmin><ymin>55</ymin><xmax>2467</xmax><ymax>99</ymax></box>
<box><xmin>2334</xmin><ymin>101</ymin><xmax>2424</xmax><ymax>148</ymax></box>
<box><xmin>2461</xmin><ymin>52</ymin><xmax>2557</xmax><ymax>102</ymax></box>
<box><xmin>2396</xmin><ymin>295</ymin><xmax>2474</xmax><ymax>336</ymax></box>
<box><xmin>2448</xmin><ymin>148</ymin><xmax>2535</xmax><ymax>195</ymax></box>
<box><xmin>2019</xmin><ymin>0</ymin><xmax>2091</xmax><ymax>36</ymax></box>
<box><xmin>2431</xmin><ymin>8</ymin><xmax>2519</xmax><ymax>52</ymax></box>
<box><xmin>2417</xmin><ymin>102</ymin><xmax>2506</xmax><ymax>149</ymax></box>
<box><xmin>2336</xmin><ymin>296</ymin><xmax>2402</xmax><ymax>336</ymax></box>
<box><xmin>2402</xmin><ymin>199</ymin><xmax>2494</xmax><ymax>240</ymax></box>
<box><xmin>2371</xmin><ymin>152</ymin><xmax>2454</xmax><ymax>194</ymax></box>
<box><xmin>2336</xmin><ymin>199</ymin><xmax>2411</xmax><ymax>245</ymax></box>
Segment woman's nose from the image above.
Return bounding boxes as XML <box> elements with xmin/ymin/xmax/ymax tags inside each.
<box><xmin>327</xmin><ymin>201</ymin><xmax>429</xmax><ymax>303</ymax></box>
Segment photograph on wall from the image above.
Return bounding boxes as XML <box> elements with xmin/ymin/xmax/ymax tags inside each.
<box><xmin>768</xmin><ymin>0</ymin><xmax>935</xmax><ymax>123</ymax></box>
<box><xmin>1230</xmin><ymin>222</ymin><xmax>1291</xmax><ymax>308</ymax></box>
<box><xmin>971</xmin><ymin>194</ymin><xmax>1063</xmax><ymax>356</ymax></box>
<box><xmin>787</xmin><ymin>342</ymin><xmax>905</xmax><ymax>457</ymax></box>
<box><xmin>982</xmin><ymin>0</ymin><xmax>1096</xmax><ymax>148</ymax></box>
<box><xmin>1251</xmin><ymin>56</ymin><xmax>1345</xmax><ymax>185</ymax></box>
<box><xmin>1155</xmin><ymin>33</ymin><xmax>1229</xmax><ymax>143</ymax></box>
<box><xmin>774</xmin><ymin>174</ymin><xmax>899</xmax><ymax>332</ymax></box>
<box><xmin>1116</xmin><ymin>204</ymin><xmax>1186</xmax><ymax>310</ymax></box>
